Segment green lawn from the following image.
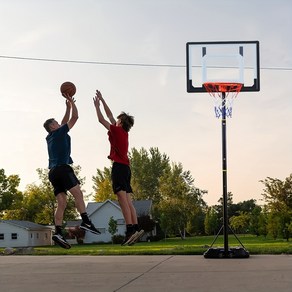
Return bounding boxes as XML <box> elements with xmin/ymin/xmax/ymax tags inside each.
<box><xmin>3</xmin><ymin>235</ymin><xmax>291</xmax><ymax>256</ymax></box>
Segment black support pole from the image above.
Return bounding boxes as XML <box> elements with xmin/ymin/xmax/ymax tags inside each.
<box><xmin>203</xmin><ymin>91</ymin><xmax>249</xmax><ymax>258</ymax></box>
<box><xmin>221</xmin><ymin>92</ymin><xmax>229</xmax><ymax>256</ymax></box>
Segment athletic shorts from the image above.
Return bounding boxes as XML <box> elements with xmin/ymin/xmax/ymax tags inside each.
<box><xmin>48</xmin><ymin>165</ymin><xmax>80</xmax><ymax>196</ymax></box>
<box><xmin>111</xmin><ymin>162</ymin><xmax>133</xmax><ymax>194</ymax></box>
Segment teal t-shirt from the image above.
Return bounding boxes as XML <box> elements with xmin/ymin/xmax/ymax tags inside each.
<box><xmin>46</xmin><ymin>124</ymin><xmax>73</xmax><ymax>169</ymax></box>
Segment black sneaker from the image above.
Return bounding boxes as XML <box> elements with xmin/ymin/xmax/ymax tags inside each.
<box><xmin>52</xmin><ymin>233</ymin><xmax>71</xmax><ymax>249</ymax></box>
<box><xmin>128</xmin><ymin>230</ymin><xmax>145</xmax><ymax>246</ymax></box>
<box><xmin>80</xmin><ymin>221</ymin><xmax>101</xmax><ymax>235</ymax></box>
<box><xmin>121</xmin><ymin>231</ymin><xmax>139</xmax><ymax>246</ymax></box>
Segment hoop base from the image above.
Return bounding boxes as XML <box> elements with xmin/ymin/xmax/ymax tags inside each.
<box><xmin>204</xmin><ymin>247</ymin><xmax>250</xmax><ymax>258</ymax></box>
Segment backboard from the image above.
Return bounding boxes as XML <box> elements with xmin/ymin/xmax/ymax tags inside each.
<box><xmin>186</xmin><ymin>41</ymin><xmax>260</xmax><ymax>93</ymax></box>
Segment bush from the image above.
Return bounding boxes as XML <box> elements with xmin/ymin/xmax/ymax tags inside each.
<box><xmin>112</xmin><ymin>234</ymin><xmax>124</xmax><ymax>244</ymax></box>
<box><xmin>146</xmin><ymin>235</ymin><xmax>161</xmax><ymax>242</ymax></box>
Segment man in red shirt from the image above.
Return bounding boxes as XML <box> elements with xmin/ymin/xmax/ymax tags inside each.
<box><xmin>93</xmin><ymin>90</ymin><xmax>143</xmax><ymax>245</ymax></box>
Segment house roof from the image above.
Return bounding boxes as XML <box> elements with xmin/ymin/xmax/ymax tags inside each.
<box><xmin>87</xmin><ymin>199</ymin><xmax>152</xmax><ymax>217</ymax></box>
<box><xmin>86</xmin><ymin>199</ymin><xmax>121</xmax><ymax>217</ymax></box>
<box><xmin>0</xmin><ymin>220</ymin><xmax>52</xmax><ymax>231</ymax></box>
<box><xmin>112</xmin><ymin>200</ymin><xmax>152</xmax><ymax>217</ymax></box>
<box><xmin>132</xmin><ymin>200</ymin><xmax>152</xmax><ymax>217</ymax></box>
<box><xmin>86</xmin><ymin>202</ymin><xmax>105</xmax><ymax>216</ymax></box>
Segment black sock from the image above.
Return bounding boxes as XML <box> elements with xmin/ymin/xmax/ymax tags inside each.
<box><xmin>134</xmin><ymin>224</ymin><xmax>139</xmax><ymax>231</ymax></box>
<box><xmin>126</xmin><ymin>224</ymin><xmax>134</xmax><ymax>234</ymax></box>
<box><xmin>81</xmin><ymin>212</ymin><xmax>90</xmax><ymax>224</ymax></box>
<box><xmin>55</xmin><ymin>225</ymin><xmax>63</xmax><ymax>235</ymax></box>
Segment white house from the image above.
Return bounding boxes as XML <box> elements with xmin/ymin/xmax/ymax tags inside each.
<box><xmin>83</xmin><ymin>200</ymin><xmax>124</xmax><ymax>243</ymax></box>
<box><xmin>0</xmin><ymin>220</ymin><xmax>53</xmax><ymax>248</ymax></box>
<box><xmin>82</xmin><ymin>199</ymin><xmax>153</xmax><ymax>243</ymax></box>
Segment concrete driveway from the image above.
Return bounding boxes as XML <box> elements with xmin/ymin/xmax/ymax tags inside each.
<box><xmin>0</xmin><ymin>255</ymin><xmax>291</xmax><ymax>292</ymax></box>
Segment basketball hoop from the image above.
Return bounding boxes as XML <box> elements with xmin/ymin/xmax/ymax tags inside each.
<box><xmin>203</xmin><ymin>82</ymin><xmax>243</xmax><ymax>118</ymax></box>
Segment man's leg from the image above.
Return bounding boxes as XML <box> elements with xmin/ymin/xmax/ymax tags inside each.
<box><xmin>68</xmin><ymin>184</ymin><xmax>86</xmax><ymax>214</ymax></box>
<box><xmin>55</xmin><ymin>192</ymin><xmax>67</xmax><ymax>226</ymax></box>
<box><xmin>117</xmin><ymin>191</ymin><xmax>141</xmax><ymax>245</ymax></box>
<box><xmin>117</xmin><ymin>190</ymin><xmax>133</xmax><ymax>224</ymax></box>
<box><xmin>126</xmin><ymin>192</ymin><xmax>145</xmax><ymax>245</ymax></box>
<box><xmin>125</xmin><ymin>193</ymin><xmax>138</xmax><ymax>224</ymax></box>
<box><xmin>52</xmin><ymin>192</ymin><xmax>71</xmax><ymax>249</ymax></box>
<box><xmin>69</xmin><ymin>184</ymin><xmax>100</xmax><ymax>235</ymax></box>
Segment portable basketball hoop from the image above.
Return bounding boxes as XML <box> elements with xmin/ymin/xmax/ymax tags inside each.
<box><xmin>203</xmin><ymin>81</ymin><xmax>249</xmax><ymax>258</ymax></box>
<box><xmin>203</xmin><ymin>82</ymin><xmax>243</xmax><ymax>118</ymax></box>
<box><xmin>186</xmin><ymin>41</ymin><xmax>260</xmax><ymax>258</ymax></box>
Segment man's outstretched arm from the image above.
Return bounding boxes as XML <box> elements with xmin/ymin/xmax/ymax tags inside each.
<box><xmin>96</xmin><ymin>90</ymin><xmax>116</xmax><ymax>125</ymax></box>
<box><xmin>65</xmin><ymin>94</ymin><xmax>78</xmax><ymax>130</ymax></box>
<box><xmin>93</xmin><ymin>91</ymin><xmax>111</xmax><ymax>130</ymax></box>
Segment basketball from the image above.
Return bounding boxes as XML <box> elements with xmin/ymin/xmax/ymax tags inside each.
<box><xmin>60</xmin><ymin>81</ymin><xmax>76</xmax><ymax>97</ymax></box>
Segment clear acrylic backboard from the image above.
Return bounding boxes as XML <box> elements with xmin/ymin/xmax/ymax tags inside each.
<box><xmin>186</xmin><ymin>41</ymin><xmax>260</xmax><ymax>93</ymax></box>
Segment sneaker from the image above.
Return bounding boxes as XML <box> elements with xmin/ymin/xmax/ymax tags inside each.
<box><xmin>80</xmin><ymin>221</ymin><xmax>101</xmax><ymax>235</ymax></box>
<box><xmin>52</xmin><ymin>233</ymin><xmax>71</xmax><ymax>249</ymax></box>
<box><xmin>121</xmin><ymin>231</ymin><xmax>139</xmax><ymax>246</ymax></box>
<box><xmin>128</xmin><ymin>229</ymin><xmax>145</xmax><ymax>246</ymax></box>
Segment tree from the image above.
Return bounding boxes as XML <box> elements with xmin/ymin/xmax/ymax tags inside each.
<box><xmin>216</xmin><ymin>191</ymin><xmax>234</xmax><ymax>217</ymax></box>
<box><xmin>257</xmin><ymin>205</ymin><xmax>268</xmax><ymax>237</ymax></box>
<box><xmin>92</xmin><ymin>167</ymin><xmax>115</xmax><ymax>202</ymax></box>
<box><xmin>92</xmin><ymin>147</ymin><xmax>207</xmax><ymax>237</ymax></box>
<box><xmin>261</xmin><ymin>174</ymin><xmax>292</xmax><ymax>240</ymax></box>
<box><xmin>108</xmin><ymin>216</ymin><xmax>118</xmax><ymax>243</ymax></box>
<box><xmin>92</xmin><ymin>147</ymin><xmax>170</xmax><ymax>204</ymax></box>
<box><xmin>3</xmin><ymin>166</ymin><xmax>85</xmax><ymax>224</ymax></box>
<box><xmin>229</xmin><ymin>212</ymin><xmax>250</xmax><ymax>234</ymax></box>
<box><xmin>204</xmin><ymin>206</ymin><xmax>219</xmax><ymax>235</ymax></box>
<box><xmin>0</xmin><ymin>169</ymin><xmax>23</xmax><ymax>217</ymax></box>
<box><xmin>249</xmin><ymin>205</ymin><xmax>262</xmax><ymax>236</ymax></box>
<box><xmin>158</xmin><ymin>163</ymin><xmax>206</xmax><ymax>238</ymax></box>
<box><xmin>266</xmin><ymin>212</ymin><xmax>281</xmax><ymax>239</ymax></box>
<box><xmin>3</xmin><ymin>183</ymin><xmax>54</xmax><ymax>223</ymax></box>
<box><xmin>261</xmin><ymin>174</ymin><xmax>292</xmax><ymax>211</ymax></box>
<box><xmin>130</xmin><ymin>147</ymin><xmax>170</xmax><ymax>204</ymax></box>
<box><xmin>229</xmin><ymin>199</ymin><xmax>257</xmax><ymax>218</ymax></box>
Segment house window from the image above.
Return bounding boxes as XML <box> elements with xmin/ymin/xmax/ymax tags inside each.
<box><xmin>36</xmin><ymin>233</ymin><xmax>39</xmax><ymax>239</ymax></box>
<box><xmin>98</xmin><ymin>228</ymin><xmax>106</xmax><ymax>234</ymax></box>
<box><xmin>0</xmin><ymin>233</ymin><xmax>4</xmax><ymax>240</ymax></box>
<box><xmin>45</xmin><ymin>233</ymin><xmax>48</xmax><ymax>239</ymax></box>
<box><xmin>117</xmin><ymin>219</ymin><xmax>125</xmax><ymax>225</ymax></box>
<box><xmin>11</xmin><ymin>233</ymin><xmax>18</xmax><ymax>240</ymax></box>
<box><xmin>31</xmin><ymin>233</ymin><xmax>33</xmax><ymax>238</ymax></box>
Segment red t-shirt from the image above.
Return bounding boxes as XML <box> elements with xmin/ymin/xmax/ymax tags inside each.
<box><xmin>107</xmin><ymin>125</ymin><xmax>129</xmax><ymax>165</ymax></box>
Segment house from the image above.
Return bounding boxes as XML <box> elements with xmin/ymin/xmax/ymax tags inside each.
<box><xmin>0</xmin><ymin>220</ymin><xmax>53</xmax><ymax>248</ymax></box>
<box><xmin>81</xmin><ymin>199</ymin><xmax>153</xmax><ymax>244</ymax></box>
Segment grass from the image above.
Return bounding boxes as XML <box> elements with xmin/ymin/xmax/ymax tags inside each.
<box><xmin>2</xmin><ymin>235</ymin><xmax>291</xmax><ymax>256</ymax></box>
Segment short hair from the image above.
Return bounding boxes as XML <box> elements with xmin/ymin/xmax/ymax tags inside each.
<box><xmin>117</xmin><ymin>112</ymin><xmax>134</xmax><ymax>132</ymax></box>
<box><xmin>43</xmin><ymin>118</ymin><xmax>55</xmax><ymax>133</ymax></box>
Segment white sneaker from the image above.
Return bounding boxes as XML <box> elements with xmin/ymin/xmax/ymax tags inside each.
<box><xmin>128</xmin><ymin>230</ymin><xmax>144</xmax><ymax>245</ymax></box>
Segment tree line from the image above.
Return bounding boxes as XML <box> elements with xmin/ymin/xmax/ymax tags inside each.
<box><xmin>1</xmin><ymin>147</ymin><xmax>291</xmax><ymax>241</ymax></box>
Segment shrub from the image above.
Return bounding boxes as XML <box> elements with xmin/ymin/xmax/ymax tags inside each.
<box><xmin>112</xmin><ymin>234</ymin><xmax>124</xmax><ymax>244</ymax></box>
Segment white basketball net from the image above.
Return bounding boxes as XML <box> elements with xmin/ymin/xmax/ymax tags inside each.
<box><xmin>211</xmin><ymin>92</ymin><xmax>237</xmax><ymax>118</ymax></box>
<box><xmin>203</xmin><ymin>83</ymin><xmax>242</xmax><ymax>118</ymax></box>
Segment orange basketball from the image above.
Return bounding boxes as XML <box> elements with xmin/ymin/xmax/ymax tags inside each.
<box><xmin>60</xmin><ymin>82</ymin><xmax>76</xmax><ymax>97</ymax></box>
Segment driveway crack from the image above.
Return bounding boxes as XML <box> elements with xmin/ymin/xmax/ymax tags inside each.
<box><xmin>113</xmin><ymin>256</ymin><xmax>173</xmax><ymax>291</ymax></box>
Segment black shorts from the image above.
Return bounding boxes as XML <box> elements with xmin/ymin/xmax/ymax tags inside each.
<box><xmin>48</xmin><ymin>165</ymin><xmax>80</xmax><ymax>196</ymax></box>
<box><xmin>111</xmin><ymin>162</ymin><xmax>133</xmax><ymax>194</ymax></box>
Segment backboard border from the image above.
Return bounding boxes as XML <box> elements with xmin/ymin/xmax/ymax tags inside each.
<box><xmin>186</xmin><ymin>40</ymin><xmax>260</xmax><ymax>93</ymax></box>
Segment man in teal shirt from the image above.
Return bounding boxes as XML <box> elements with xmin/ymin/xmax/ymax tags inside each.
<box><xmin>44</xmin><ymin>93</ymin><xmax>100</xmax><ymax>249</ymax></box>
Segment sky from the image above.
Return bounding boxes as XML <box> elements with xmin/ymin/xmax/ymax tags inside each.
<box><xmin>0</xmin><ymin>0</ymin><xmax>291</xmax><ymax>206</ymax></box>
